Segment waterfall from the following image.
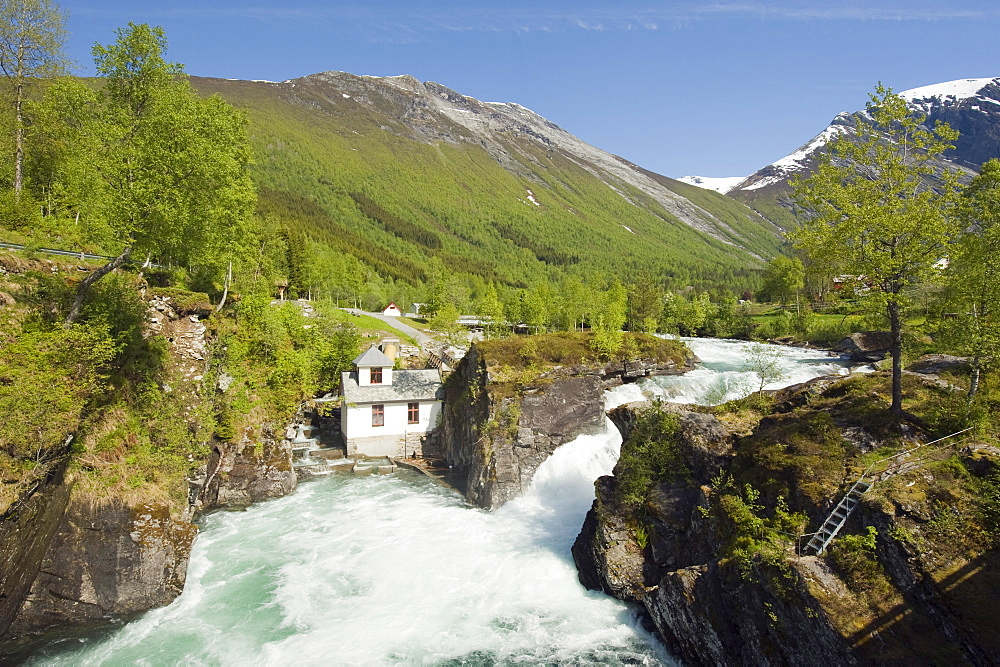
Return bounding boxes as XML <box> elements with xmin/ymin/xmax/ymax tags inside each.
<box><xmin>27</xmin><ymin>338</ymin><xmax>854</xmax><ymax>665</ymax></box>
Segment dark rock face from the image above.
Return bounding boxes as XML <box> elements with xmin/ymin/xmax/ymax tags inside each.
<box><xmin>573</xmin><ymin>399</ymin><xmax>857</xmax><ymax>667</ymax></box>
<box><xmin>574</xmin><ymin>382</ymin><xmax>1000</xmax><ymax>666</ymax></box>
<box><xmin>0</xmin><ymin>456</ymin><xmax>73</xmax><ymax>638</ymax></box>
<box><xmin>571</xmin><ymin>476</ymin><xmax>649</xmax><ymax>603</ymax></box>
<box><xmin>438</xmin><ymin>348</ymin><xmax>607</xmax><ymax>510</ymax></box>
<box><xmin>646</xmin><ymin>562</ymin><xmax>855</xmax><ymax>667</ymax></box>
<box><xmin>438</xmin><ymin>345</ymin><xmax>696</xmax><ymax>510</ymax></box>
<box><xmin>8</xmin><ymin>501</ymin><xmax>196</xmax><ymax>637</ymax></box>
<box><xmin>198</xmin><ymin>424</ymin><xmax>297</xmax><ymax>510</ymax></box>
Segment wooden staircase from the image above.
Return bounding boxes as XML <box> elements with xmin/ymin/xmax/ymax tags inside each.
<box><xmin>804</xmin><ymin>478</ymin><xmax>873</xmax><ymax>555</ymax></box>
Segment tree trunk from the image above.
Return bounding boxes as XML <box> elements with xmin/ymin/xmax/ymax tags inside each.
<box><xmin>64</xmin><ymin>246</ymin><xmax>133</xmax><ymax>325</ymax></box>
<box><xmin>214</xmin><ymin>260</ymin><xmax>232</xmax><ymax>313</ymax></box>
<box><xmin>13</xmin><ymin>79</ymin><xmax>24</xmax><ymax>196</ymax></box>
<box><xmin>888</xmin><ymin>299</ymin><xmax>904</xmax><ymax>416</ymax></box>
<box><xmin>967</xmin><ymin>357</ymin><xmax>981</xmax><ymax>405</ymax></box>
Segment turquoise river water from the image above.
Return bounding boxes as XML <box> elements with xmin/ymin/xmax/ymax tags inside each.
<box><xmin>23</xmin><ymin>339</ymin><xmax>860</xmax><ymax>665</ymax></box>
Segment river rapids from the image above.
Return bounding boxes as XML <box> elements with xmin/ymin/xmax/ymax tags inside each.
<box><xmin>27</xmin><ymin>338</ymin><xmax>859</xmax><ymax>665</ymax></box>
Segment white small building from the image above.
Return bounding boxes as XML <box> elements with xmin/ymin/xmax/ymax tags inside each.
<box><xmin>341</xmin><ymin>343</ymin><xmax>442</xmax><ymax>458</ymax></box>
<box><xmin>382</xmin><ymin>302</ymin><xmax>403</xmax><ymax>316</ymax></box>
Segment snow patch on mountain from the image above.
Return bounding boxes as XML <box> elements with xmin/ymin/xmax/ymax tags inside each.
<box><xmin>737</xmin><ymin>118</ymin><xmax>852</xmax><ymax>192</ymax></box>
<box><xmin>900</xmin><ymin>78</ymin><xmax>997</xmax><ymax>110</ymax></box>
<box><xmin>676</xmin><ymin>175</ymin><xmax>746</xmax><ymax>194</ymax></box>
<box><xmin>771</xmin><ymin>125</ymin><xmax>847</xmax><ymax>170</ymax></box>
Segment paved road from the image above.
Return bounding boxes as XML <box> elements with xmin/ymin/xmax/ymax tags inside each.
<box><xmin>342</xmin><ymin>308</ymin><xmax>435</xmax><ymax>346</ymax></box>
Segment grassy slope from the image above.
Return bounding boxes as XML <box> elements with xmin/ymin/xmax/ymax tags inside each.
<box><xmin>640</xmin><ymin>168</ymin><xmax>786</xmax><ymax>259</ymax></box>
<box><xmin>728</xmin><ymin>183</ymin><xmax>800</xmax><ymax>231</ymax></box>
<box><xmin>193</xmin><ymin>77</ymin><xmax>777</xmax><ymax>292</ymax></box>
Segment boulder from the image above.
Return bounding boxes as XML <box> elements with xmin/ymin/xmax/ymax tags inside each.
<box><xmin>906</xmin><ymin>354</ymin><xmax>971</xmax><ymax>375</ymax></box>
<box><xmin>833</xmin><ymin>331</ymin><xmax>892</xmax><ymax>362</ymax></box>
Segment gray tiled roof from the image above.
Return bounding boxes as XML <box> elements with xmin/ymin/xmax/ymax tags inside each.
<box><xmin>342</xmin><ymin>368</ymin><xmax>443</xmax><ymax>404</ymax></box>
<box><xmin>352</xmin><ymin>346</ymin><xmax>394</xmax><ymax>368</ymax></box>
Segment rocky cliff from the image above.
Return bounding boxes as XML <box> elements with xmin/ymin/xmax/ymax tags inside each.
<box><xmin>573</xmin><ymin>372</ymin><xmax>1000</xmax><ymax>665</ymax></box>
<box><xmin>0</xmin><ymin>289</ymin><xmax>299</xmax><ymax>643</ymax></box>
<box><xmin>436</xmin><ymin>333</ymin><xmax>697</xmax><ymax>510</ymax></box>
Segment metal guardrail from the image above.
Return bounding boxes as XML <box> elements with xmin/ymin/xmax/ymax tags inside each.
<box><xmin>0</xmin><ymin>241</ymin><xmax>164</xmax><ymax>268</ymax></box>
<box><xmin>0</xmin><ymin>241</ymin><xmax>108</xmax><ymax>262</ymax></box>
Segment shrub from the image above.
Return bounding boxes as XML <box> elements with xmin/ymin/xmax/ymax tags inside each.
<box><xmin>616</xmin><ymin>406</ymin><xmax>685</xmax><ymax>509</ymax></box>
<box><xmin>828</xmin><ymin>526</ymin><xmax>887</xmax><ymax>592</ymax></box>
<box><xmin>149</xmin><ymin>287</ymin><xmax>212</xmax><ymax>315</ymax></box>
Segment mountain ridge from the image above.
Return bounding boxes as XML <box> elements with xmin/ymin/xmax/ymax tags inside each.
<box><xmin>189</xmin><ymin>71</ymin><xmax>783</xmax><ymax>296</ymax></box>
<box><xmin>692</xmin><ymin>77</ymin><xmax>1000</xmax><ymax>226</ymax></box>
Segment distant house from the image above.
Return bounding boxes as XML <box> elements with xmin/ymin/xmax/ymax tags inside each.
<box><xmin>382</xmin><ymin>302</ymin><xmax>403</xmax><ymax>316</ymax></box>
<box><xmin>341</xmin><ymin>342</ymin><xmax>443</xmax><ymax>458</ymax></box>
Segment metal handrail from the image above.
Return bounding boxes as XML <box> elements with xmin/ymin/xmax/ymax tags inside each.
<box><xmin>861</xmin><ymin>427</ymin><xmax>972</xmax><ymax>479</ymax></box>
<box><xmin>794</xmin><ymin>427</ymin><xmax>973</xmax><ymax>556</ymax></box>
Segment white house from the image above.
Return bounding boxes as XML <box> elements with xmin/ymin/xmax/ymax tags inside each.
<box><xmin>341</xmin><ymin>342</ymin><xmax>443</xmax><ymax>458</ymax></box>
<box><xmin>382</xmin><ymin>302</ymin><xmax>403</xmax><ymax>316</ymax></box>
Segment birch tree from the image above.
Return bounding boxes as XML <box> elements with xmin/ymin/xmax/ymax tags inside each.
<box><xmin>791</xmin><ymin>84</ymin><xmax>961</xmax><ymax>416</ymax></box>
<box><xmin>55</xmin><ymin>23</ymin><xmax>255</xmax><ymax>323</ymax></box>
<box><xmin>0</xmin><ymin>0</ymin><xmax>67</xmax><ymax>195</ymax></box>
<box><xmin>943</xmin><ymin>159</ymin><xmax>1000</xmax><ymax>403</ymax></box>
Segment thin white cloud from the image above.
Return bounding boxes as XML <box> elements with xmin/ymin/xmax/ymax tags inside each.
<box><xmin>68</xmin><ymin>1</ymin><xmax>1000</xmax><ymax>40</ymax></box>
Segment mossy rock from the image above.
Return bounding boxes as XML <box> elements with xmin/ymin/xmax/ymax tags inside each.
<box><xmin>150</xmin><ymin>287</ymin><xmax>213</xmax><ymax>316</ymax></box>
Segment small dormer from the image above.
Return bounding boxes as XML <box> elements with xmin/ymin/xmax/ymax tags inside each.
<box><xmin>352</xmin><ymin>345</ymin><xmax>394</xmax><ymax>387</ymax></box>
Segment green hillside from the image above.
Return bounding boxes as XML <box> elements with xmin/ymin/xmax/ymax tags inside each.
<box><xmin>191</xmin><ymin>75</ymin><xmax>782</xmax><ymax>299</ymax></box>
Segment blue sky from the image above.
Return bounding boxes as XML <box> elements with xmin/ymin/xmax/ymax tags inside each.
<box><xmin>59</xmin><ymin>1</ymin><xmax>1000</xmax><ymax>178</ymax></box>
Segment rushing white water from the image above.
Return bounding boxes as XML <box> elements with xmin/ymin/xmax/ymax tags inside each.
<box><xmin>640</xmin><ymin>337</ymin><xmax>863</xmax><ymax>406</ymax></box>
<box><xmin>27</xmin><ymin>339</ymin><xmax>858</xmax><ymax>665</ymax></box>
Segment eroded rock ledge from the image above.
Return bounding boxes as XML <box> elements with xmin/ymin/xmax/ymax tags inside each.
<box><xmin>435</xmin><ymin>334</ymin><xmax>697</xmax><ymax>510</ymax></box>
<box><xmin>1</xmin><ymin>292</ymin><xmax>298</xmax><ymax>643</ymax></box>
<box><xmin>572</xmin><ymin>374</ymin><xmax>1000</xmax><ymax>666</ymax></box>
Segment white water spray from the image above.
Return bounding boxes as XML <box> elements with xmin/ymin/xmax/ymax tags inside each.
<box><xmin>28</xmin><ymin>339</ymin><xmax>855</xmax><ymax>665</ymax></box>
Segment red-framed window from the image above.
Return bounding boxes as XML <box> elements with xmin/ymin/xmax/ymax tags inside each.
<box><xmin>408</xmin><ymin>402</ymin><xmax>419</xmax><ymax>424</ymax></box>
<box><xmin>372</xmin><ymin>404</ymin><xmax>384</xmax><ymax>427</ymax></box>
<box><xmin>370</xmin><ymin>367</ymin><xmax>383</xmax><ymax>384</ymax></box>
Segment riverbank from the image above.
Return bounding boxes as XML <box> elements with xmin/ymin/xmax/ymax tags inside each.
<box><xmin>573</xmin><ymin>363</ymin><xmax>999</xmax><ymax>665</ymax></box>
<box><xmin>9</xmin><ymin>339</ymin><xmax>860</xmax><ymax>663</ymax></box>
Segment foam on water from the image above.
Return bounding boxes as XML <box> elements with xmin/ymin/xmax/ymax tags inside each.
<box><xmin>640</xmin><ymin>337</ymin><xmax>860</xmax><ymax>405</ymax></box>
<box><xmin>28</xmin><ymin>338</ymin><xmax>851</xmax><ymax>665</ymax></box>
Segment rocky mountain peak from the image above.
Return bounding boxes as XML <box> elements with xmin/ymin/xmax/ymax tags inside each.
<box><xmin>237</xmin><ymin>70</ymin><xmax>780</xmax><ymax>248</ymax></box>
<box><xmin>717</xmin><ymin>76</ymin><xmax>1000</xmax><ymax>223</ymax></box>
<box><xmin>900</xmin><ymin>77</ymin><xmax>1000</xmax><ymax>113</ymax></box>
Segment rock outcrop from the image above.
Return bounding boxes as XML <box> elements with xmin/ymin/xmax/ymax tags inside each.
<box><xmin>0</xmin><ymin>454</ymin><xmax>73</xmax><ymax>636</ymax></box>
<box><xmin>1</xmin><ymin>291</ymin><xmax>298</xmax><ymax>642</ymax></box>
<box><xmin>437</xmin><ymin>336</ymin><xmax>697</xmax><ymax>510</ymax></box>
<box><xmin>905</xmin><ymin>354</ymin><xmax>971</xmax><ymax>375</ymax></box>
<box><xmin>197</xmin><ymin>424</ymin><xmax>297</xmax><ymax>509</ymax></box>
<box><xmin>574</xmin><ymin>375</ymin><xmax>1000</xmax><ymax>665</ymax></box>
<box><xmin>833</xmin><ymin>331</ymin><xmax>892</xmax><ymax>362</ymax></box>
<box><xmin>7</xmin><ymin>501</ymin><xmax>197</xmax><ymax>637</ymax></box>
